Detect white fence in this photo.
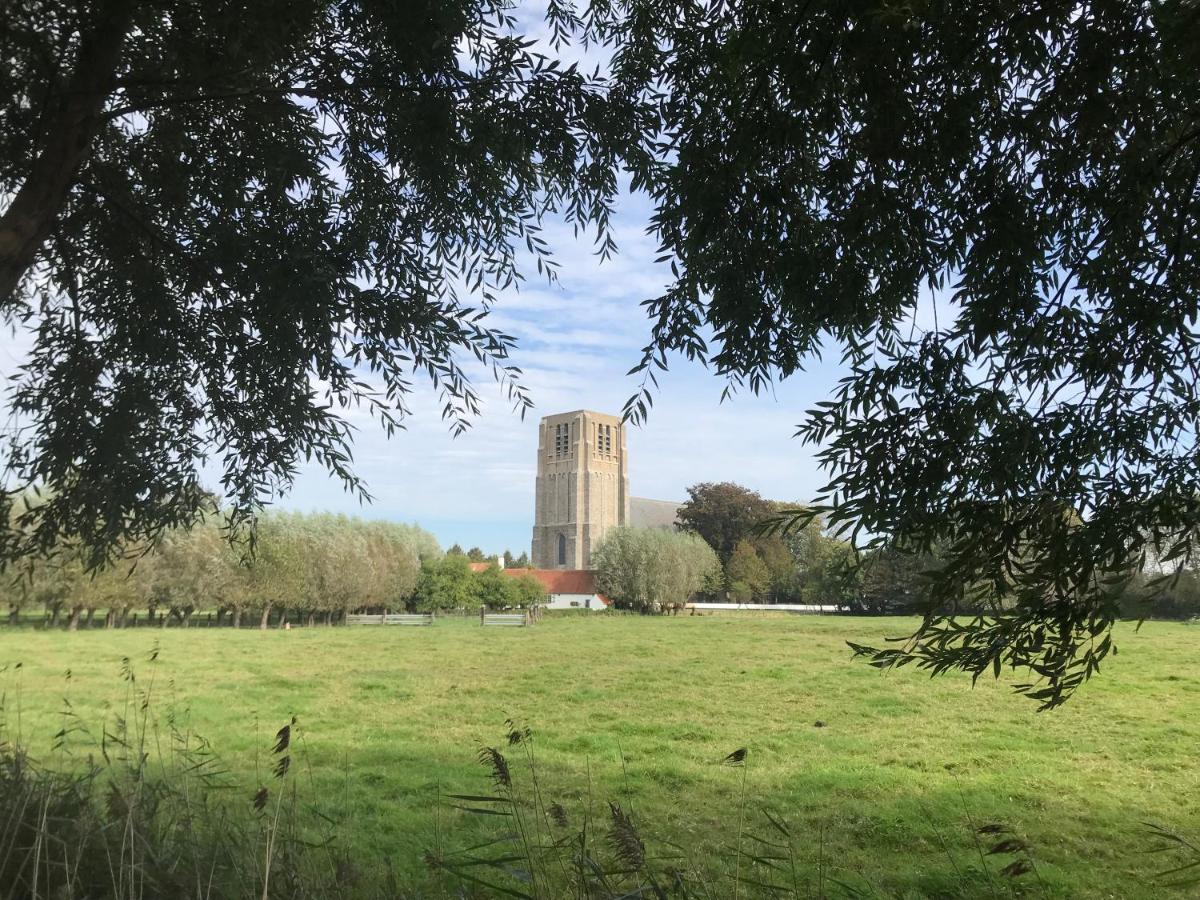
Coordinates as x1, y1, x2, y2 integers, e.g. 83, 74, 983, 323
686, 603, 838, 614
346, 613, 434, 626
481, 612, 532, 627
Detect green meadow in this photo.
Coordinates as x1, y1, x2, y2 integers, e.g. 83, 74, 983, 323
2, 615, 1198, 898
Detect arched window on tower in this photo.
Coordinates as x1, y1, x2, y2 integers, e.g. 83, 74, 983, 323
557, 533, 567, 567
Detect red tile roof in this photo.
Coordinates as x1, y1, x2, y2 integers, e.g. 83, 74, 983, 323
468, 562, 492, 573
503, 568, 610, 605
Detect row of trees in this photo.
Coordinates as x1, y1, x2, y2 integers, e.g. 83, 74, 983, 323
852, 547, 1200, 621
2, 510, 443, 629
640, 481, 1200, 619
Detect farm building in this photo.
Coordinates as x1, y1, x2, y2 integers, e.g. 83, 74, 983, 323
504, 568, 610, 610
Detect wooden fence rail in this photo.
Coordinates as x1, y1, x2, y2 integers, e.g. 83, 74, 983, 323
345, 613, 435, 626
480, 607, 533, 627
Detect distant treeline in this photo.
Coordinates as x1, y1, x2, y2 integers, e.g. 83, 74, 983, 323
1, 511, 444, 628
7, 484, 1195, 628
657, 482, 1200, 619
849, 548, 1200, 620
0, 509, 547, 629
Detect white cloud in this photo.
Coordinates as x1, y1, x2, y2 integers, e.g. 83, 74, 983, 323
269, 172, 844, 554
0, 4, 847, 555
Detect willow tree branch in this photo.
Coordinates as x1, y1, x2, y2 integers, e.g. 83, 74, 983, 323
0, 0, 134, 305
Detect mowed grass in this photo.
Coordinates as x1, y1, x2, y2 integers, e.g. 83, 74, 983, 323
2, 615, 1198, 897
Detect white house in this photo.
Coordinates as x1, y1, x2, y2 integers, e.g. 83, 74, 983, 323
503, 568, 611, 610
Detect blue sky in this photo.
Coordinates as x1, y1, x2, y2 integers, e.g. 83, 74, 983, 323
0, 5, 853, 557
259, 3, 851, 555
275, 183, 847, 555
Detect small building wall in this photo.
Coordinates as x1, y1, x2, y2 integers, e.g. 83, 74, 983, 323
543, 592, 608, 610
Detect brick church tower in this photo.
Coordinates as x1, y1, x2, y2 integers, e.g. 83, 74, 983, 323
531, 410, 629, 569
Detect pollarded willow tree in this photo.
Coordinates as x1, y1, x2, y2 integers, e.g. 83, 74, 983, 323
597, 1, 1200, 705
593, 527, 721, 612
0, 0, 643, 567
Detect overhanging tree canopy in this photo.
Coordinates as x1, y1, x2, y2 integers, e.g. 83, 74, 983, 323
0, 0, 641, 564
5, 1, 1198, 705
605, 0, 1200, 705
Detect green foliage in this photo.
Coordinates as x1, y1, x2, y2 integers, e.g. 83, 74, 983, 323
413, 552, 477, 612
138, 518, 239, 619
757, 534, 799, 597
4, 508, 439, 626
4, 618, 1198, 896
603, 3, 1200, 705
593, 526, 721, 612
1122, 569, 1200, 621
678, 482, 854, 603
0, 0, 635, 567
726, 539, 769, 602
508, 571, 548, 608
413, 558, 547, 612
471, 562, 516, 609
783, 516, 860, 608
856, 548, 939, 616
676, 482, 775, 564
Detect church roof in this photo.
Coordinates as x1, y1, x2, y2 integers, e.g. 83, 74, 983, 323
630, 496, 681, 530
503, 568, 611, 604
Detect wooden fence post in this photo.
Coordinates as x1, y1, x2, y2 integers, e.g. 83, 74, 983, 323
480, 605, 486, 626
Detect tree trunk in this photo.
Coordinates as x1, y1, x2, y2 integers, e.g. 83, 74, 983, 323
8, 606, 18, 626
117, 607, 128, 628
50, 605, 61, 626
67, 606, 82, 631
232, 607, 242, 628
260, 604, 271, 630
0, 0, 134, 301
85, 607, 96, 627
105, 609, 114, 628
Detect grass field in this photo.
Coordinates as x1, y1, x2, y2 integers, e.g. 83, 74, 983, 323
1, 614, 1198, 897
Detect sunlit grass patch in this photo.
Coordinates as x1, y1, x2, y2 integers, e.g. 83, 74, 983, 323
0, 615, 1197, 897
